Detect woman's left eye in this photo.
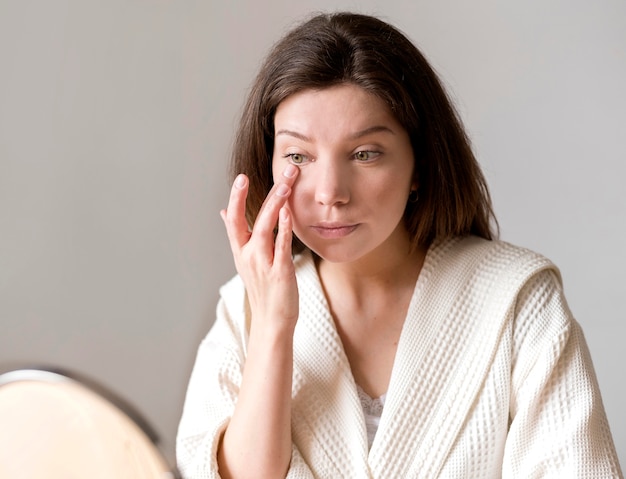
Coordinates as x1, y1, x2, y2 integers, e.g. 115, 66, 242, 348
353, 150, 380, 161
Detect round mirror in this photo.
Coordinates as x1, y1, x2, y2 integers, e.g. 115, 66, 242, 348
0, 368, 179, 479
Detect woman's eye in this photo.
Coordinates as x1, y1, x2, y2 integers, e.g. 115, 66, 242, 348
285, 153, 308, 164
353, 150, 380, 161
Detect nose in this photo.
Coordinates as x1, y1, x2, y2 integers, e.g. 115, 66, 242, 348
313, 158, 350, 206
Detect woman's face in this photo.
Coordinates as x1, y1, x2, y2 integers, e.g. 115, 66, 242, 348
271, 84, 416, 264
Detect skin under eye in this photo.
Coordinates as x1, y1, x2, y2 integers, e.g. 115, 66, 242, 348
353, 150, 381, 162
284, 153, 310, 165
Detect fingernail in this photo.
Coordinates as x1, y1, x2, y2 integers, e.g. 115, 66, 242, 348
235, 175, 246, 189
283, 164, 298, 178
276, 184, 289, 196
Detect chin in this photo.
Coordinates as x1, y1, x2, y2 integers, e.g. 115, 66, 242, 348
302, 241, 367, 264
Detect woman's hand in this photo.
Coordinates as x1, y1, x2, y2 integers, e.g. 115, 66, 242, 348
221, 163, 300, 333
217, 164, 301, 479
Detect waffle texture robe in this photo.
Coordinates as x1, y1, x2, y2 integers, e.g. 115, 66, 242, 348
177, 236, 622, 478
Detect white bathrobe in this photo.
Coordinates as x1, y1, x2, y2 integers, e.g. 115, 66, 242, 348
177, 236, 622, 478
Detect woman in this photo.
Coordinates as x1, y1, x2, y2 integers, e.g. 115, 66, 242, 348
177, 12, 622, 478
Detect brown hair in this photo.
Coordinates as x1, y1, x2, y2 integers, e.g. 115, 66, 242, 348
231, 12, 498, 252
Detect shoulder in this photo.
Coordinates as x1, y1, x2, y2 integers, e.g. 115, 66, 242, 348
439, 235, 554, 267
219, 272, 246, 305
423, 236, 565, 323
435, 235, 561, 286
438, 238, 576, 370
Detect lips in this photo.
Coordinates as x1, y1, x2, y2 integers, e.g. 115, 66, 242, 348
310, 222, 359, 239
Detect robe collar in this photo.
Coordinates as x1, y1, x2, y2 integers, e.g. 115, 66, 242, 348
290, 237, 554, 478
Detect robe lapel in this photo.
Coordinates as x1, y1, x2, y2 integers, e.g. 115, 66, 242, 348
369, 237, 555, 478
290, 252, 371, 477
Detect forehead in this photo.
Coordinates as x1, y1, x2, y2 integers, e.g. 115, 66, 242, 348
274, 84, 403, 138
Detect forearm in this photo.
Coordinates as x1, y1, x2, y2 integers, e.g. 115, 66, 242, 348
217, 322, 294, 479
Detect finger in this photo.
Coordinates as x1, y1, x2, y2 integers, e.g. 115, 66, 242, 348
223, 174, 252, 250
274, 206, 294, 268
256, 164, 299, 220
251, 182, 291, 250
252, 165, 299, 240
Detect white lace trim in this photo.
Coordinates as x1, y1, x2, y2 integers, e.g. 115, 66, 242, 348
356, 384, 386, 449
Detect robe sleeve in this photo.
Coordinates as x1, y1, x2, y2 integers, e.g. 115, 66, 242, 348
503, 269, 623, 478
176, 291, 315, 479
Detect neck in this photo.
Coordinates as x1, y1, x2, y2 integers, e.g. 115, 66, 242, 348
316, 239, 428, 304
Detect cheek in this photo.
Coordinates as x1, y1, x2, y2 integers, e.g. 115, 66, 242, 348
285, 178, 311, 226
270, 161, 280, 184
286, 179, 303, 211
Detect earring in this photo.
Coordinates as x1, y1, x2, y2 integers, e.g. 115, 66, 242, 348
408, 189, 419, 203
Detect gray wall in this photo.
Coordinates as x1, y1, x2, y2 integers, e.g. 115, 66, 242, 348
1, 0, 624, 467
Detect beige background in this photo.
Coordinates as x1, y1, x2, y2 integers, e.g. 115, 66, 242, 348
1, 0, 624, 467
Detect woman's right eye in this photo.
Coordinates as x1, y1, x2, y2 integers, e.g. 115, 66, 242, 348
284, 153, 309, 164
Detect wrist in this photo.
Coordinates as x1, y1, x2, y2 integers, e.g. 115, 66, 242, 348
248, 319, 296, 351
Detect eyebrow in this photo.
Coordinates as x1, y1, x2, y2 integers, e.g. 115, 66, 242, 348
275, 129, 312, 142
275, 125, 395, 142
349, 125, 395, 140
